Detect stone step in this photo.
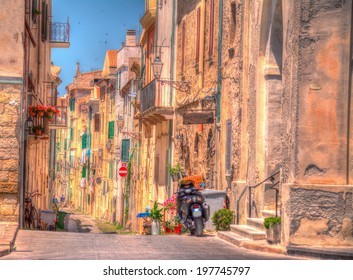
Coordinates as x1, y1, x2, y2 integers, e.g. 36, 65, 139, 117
262, 210, 276, 218
230, 224, 266, 240
247, 217, 265, 231
217, 231, 286, 255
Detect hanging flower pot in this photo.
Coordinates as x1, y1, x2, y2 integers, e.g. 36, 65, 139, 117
29, 106, 37, 117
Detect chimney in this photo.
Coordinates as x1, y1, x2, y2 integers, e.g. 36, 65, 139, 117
76, 62, 80, 76
126, 30, 137, 47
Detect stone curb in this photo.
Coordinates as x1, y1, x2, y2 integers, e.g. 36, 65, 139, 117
0, 224, 19, 258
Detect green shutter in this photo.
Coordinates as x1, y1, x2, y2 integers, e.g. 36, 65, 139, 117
108, 121, 114, 139
121, 139, 130, 162
82, 166, 86, 178
70, 98, 75, 111
82, 134, 87, 149
70, 128, 73, 140
64, 139, 67, 150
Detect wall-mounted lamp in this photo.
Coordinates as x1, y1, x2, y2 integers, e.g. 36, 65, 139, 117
151, 49, 190, 92
26, 116, 34, 132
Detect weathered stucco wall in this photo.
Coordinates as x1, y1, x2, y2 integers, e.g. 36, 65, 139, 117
0, 0, 24, 78
283, 184, 353, 246
296, 0, 352, 185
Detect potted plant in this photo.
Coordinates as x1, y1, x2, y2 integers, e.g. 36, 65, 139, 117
163, 221, 174, 234
45, 106, 59, 119
150, 201, 164, 235
173, 216, 182, 235
168, 163, 184, 182
211, 208, 234, 231
264, 216, 281, 244
35, 104, 45, 117
32, 125, 44, 136
29, 105, 37, 117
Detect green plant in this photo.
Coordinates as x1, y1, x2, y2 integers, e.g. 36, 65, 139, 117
168, 163, 184, 176
150, 201, 164, 222
211, 208, 234, 231
164, 221, 174, 230
32, 125, 44, 132
264, 216, 281, 229
173, 215, 181, 225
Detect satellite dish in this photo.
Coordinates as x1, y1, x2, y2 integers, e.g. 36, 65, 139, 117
96, 177, 102, 185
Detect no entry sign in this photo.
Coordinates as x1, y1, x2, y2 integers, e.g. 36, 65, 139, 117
119, 166, 128, 177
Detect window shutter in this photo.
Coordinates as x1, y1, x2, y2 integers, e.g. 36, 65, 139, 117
181, 21, 186, 73
109, 162, 113, 179
226, 120, 232, 172
64, 139, 67, 151
41, 2, 48, 41
108, 121, 114, 139
94, 114, 100, 132
70, 98, 75, 111
82, 166, 87, 178
70, 128, 73, 140
82, 134, 87, 149
209, 0, 215, 57
121, 139, 130, 162
196, 7, 201, 62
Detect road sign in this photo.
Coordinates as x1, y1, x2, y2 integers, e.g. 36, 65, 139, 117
121, 162, 127, 167
119, 166, 128, 177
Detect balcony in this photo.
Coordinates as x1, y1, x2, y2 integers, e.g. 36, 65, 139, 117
140, 1, 156, 30
139, 80, 173, 125
50, 19, 70, 48
49, 106, 68, 129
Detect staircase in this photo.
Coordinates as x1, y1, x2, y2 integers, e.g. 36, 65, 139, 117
217, 210, 285, 255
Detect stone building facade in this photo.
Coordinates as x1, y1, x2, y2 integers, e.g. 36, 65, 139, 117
219, 0, 353, 247
0, 0, 69, 224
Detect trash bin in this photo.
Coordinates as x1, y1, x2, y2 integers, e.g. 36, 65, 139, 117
40, 210, 56, 230
57, 211, 67, 229
201, 189, 228, 230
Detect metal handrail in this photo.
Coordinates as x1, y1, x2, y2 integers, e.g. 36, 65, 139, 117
248, 170, 280, 219
236, 169, 280, 224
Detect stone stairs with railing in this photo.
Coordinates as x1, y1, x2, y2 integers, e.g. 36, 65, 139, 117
217, 210, 286, 255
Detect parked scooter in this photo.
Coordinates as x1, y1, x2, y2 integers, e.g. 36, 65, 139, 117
176, 180, 210, 236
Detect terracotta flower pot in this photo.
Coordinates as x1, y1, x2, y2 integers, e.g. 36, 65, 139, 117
174, 224, 182, 235
35, 130, 42, 136
37, 111, 44, 117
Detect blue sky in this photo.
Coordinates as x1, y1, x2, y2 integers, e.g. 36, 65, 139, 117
52, 0, 144, 95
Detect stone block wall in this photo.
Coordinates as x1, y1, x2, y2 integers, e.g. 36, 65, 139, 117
0, 84, 21, 222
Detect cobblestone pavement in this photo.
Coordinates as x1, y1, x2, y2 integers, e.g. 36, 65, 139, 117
1, 213, 302, 260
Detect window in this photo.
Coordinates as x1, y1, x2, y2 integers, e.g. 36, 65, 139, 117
109, 162, 113, 179
31, 0, 38, 23
121, 139, 130, 162
108, 121, 114, 139
70, 128, 74, 140
209, 0, 215, 57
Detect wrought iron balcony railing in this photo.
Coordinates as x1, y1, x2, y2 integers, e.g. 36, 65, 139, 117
49, 106, 68, 128
140, 79, 156, 113
50, 19, 70, 46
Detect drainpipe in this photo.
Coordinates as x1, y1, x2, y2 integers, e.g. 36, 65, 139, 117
167, 0, 177, 199
215, 0, 224, 189
199, 0, 206, 88
18, 32, 26, 229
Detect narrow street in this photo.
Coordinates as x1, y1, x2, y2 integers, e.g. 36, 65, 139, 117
1, 212, 300, 260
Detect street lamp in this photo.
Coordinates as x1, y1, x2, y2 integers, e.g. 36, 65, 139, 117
151, 54, 190, 92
